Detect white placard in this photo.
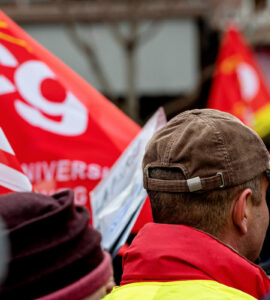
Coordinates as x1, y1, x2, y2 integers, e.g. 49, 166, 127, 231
91, 108, 166, 253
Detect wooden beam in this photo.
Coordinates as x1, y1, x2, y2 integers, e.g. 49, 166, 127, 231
0, 1, 210, 24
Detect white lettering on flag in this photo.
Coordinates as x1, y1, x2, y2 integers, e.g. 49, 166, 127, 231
14, 60, 88, 136
21, 160, 109, 183
0, 41, 89, 137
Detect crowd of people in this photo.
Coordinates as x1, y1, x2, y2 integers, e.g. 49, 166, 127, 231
0, 108, 270, 299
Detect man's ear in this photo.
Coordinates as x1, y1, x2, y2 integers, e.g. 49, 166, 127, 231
232, 188, 253, 235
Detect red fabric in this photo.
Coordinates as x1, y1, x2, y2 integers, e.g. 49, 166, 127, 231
0, 11, 157, 230
208, 25, 270, 129
121, 223, 270, 300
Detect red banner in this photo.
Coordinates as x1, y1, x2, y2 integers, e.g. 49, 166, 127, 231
208, 25, 270, 138
0, 11, 140, 219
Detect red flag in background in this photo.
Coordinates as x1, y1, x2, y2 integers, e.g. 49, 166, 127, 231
0, 10, 142, 221
208, 25, 270, 138
0, 127, 32, 195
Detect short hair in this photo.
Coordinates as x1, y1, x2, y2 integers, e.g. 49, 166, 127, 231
147, 168, 263, 238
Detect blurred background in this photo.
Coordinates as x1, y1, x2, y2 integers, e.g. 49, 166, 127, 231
2, 0, 269, 125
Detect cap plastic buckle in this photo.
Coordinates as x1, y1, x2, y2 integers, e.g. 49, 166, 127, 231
217, 172, 225, 188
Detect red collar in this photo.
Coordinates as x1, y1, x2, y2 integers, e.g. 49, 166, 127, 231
121, 224, 270, 299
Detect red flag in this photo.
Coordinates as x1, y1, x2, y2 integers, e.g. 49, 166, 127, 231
0, 127, 32, 194
0, 10, 141, 219
208, 25, 270, 138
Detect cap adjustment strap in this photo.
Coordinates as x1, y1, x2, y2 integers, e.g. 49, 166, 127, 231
144, 168, 225, 193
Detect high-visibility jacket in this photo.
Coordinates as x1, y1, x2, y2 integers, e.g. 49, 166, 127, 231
104, 280, 256, 299
104, 224, 270, 300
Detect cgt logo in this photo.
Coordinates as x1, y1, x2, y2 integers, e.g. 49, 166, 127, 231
0, 43, 88, 136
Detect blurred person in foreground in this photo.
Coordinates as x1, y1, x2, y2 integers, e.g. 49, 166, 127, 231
105, 109, 270, 300
0, 190, 114, 300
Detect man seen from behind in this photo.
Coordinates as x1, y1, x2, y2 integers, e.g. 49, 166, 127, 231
104, 109, 270, 300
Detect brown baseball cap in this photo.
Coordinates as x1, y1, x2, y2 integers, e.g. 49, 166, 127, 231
143, 109, 270, 193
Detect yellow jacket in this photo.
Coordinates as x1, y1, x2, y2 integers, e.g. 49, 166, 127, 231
104, 280, 256, 299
